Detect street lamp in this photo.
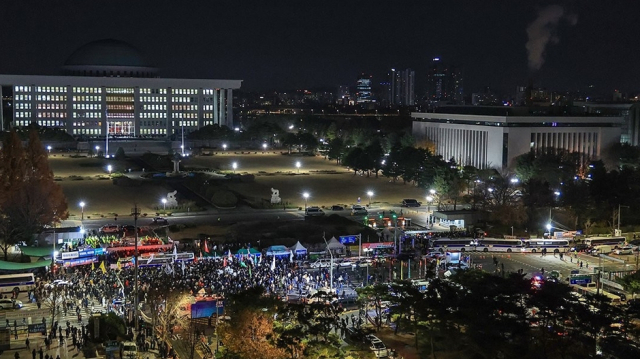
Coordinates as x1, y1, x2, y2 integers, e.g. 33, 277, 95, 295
232, 162, 237, 173
367, 191, 373, 206
303, 192, 309, 210
223, 143, 227, 151
95, 146, 99, 157
162, 198, 167, 210
426, 195, 434, 224
107, 165, 112, 174
296, 161, 301, 173
79, 201, 85, 221
510, 178, 519, 184
262, 143, 267, 152
47, 145, 52, 154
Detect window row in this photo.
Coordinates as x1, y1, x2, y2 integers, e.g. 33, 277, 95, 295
140, 96, 167, 103
140, 113, 166, 119
37, 112, 66, 118
73, 104, 102, 110
73, 87, 102, 94
37, 120, 64, 127
171, 113, 198, 119
171, 105, 198, 111
107, 113, 135, 119
72, 121, 101, 127
36, 95, 67, 102
174, 121, 198, 127
142, 104, 167, 111
107, 105, 134, 110
36, 86, 66, 93
37, 104, 66, 110
140, 128, 167, 135
106, 96, 134, 102
106, 88, 134, 94
72, 112, 102, 118
15, 111, 31, 118
73, 128, 102, 135
15, 120, 31, 126
14, 86, 32, 92
72, 96, 101, 102
140, 88, 167, 94
173, 97, 197, 103
15, 95, 31, 101
15, 103, 31, 110
172, 89, 197, 95
140, 121, 166, 127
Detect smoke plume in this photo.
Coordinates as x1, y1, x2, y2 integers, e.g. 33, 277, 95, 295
525, 5, 577, 71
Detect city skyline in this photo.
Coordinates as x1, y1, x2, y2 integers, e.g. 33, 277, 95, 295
0, 1, 638, 95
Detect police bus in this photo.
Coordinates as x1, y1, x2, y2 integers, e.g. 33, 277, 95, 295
522, 239, 571, 253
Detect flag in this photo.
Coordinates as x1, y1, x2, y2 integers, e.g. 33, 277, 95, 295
204, 240, 210, 253
270, 255, 276, 272
240, 261, 247, 268
289, 250, 294, 262
99, 261, 107, 274
147, 254, 154, 264
227, 249, 232, 260
173, 245, 178, 259
249, 265, 252, 278
223, 257, 227, 267
117, 261, 122, 271
258, 254, 262, 265
181, 260, 185, 275
91, 262, 95, 271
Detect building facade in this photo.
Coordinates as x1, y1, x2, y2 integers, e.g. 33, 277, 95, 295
389, 68, 415, 106
412, 111, 623, 170
425, 58, 463, 105
0, 39, 242, 138
356, 74, 373, 104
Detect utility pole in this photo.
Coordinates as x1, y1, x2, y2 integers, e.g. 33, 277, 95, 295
131, 205, 141, 332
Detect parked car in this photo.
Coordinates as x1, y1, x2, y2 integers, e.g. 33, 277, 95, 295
338, 258, 357, 268
401, 199, 421, 207
330, 205, 345, 211
152, 217, 168, 225
351, 205, 368, 215
309, 259, 336, 268
0, 299, 22, 310
615, 246, 634, 255
100, 224, 119, 233
305, 206, 325, 217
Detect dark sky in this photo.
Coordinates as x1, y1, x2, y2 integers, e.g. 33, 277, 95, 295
1, 1, 638, 95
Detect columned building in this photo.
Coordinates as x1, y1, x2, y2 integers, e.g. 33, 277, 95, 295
412, 111, 623, 170
0, 39, 241, 138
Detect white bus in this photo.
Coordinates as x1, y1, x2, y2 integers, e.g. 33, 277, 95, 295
0, 273, 36, 294
522, 239, 571, 253
583, 237, 625, 249
476, 238, 524, 253
432, 239, 477, 253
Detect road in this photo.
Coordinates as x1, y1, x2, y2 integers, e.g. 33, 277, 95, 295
467, 251, 639, 280
79, 204, 437, 233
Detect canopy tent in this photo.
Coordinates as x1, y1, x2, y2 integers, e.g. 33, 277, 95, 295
325, 237, 346, 254
266, 245, 291, 257
290, 241, 307, 254
0, 259, 51, 271
235, 248, 261, 256
20, 246, 58, 258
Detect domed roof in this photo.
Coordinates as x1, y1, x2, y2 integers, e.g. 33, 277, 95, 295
65, 39, 149, 68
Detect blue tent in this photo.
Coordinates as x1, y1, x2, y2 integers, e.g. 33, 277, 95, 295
266, 245, 290, 257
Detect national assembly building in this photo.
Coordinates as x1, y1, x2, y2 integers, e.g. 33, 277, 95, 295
0, 39, 242, 139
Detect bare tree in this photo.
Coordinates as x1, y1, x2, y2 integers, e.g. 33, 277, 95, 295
42, 286, 64, 332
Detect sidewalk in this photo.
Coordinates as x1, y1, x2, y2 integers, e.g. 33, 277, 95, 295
0, 336, 85, 359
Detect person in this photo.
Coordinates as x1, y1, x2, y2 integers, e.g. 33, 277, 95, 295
26, 337, 30, 349
32, 349, 36, 359
14, 351, 19, 359
38, 348, 43, 359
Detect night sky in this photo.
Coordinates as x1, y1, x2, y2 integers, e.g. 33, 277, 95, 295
1, 1, 638, 94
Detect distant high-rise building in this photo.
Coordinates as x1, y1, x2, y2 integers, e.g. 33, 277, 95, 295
356, 73, 374, 104
389, 68, 415, 106
425, 58, 463, 105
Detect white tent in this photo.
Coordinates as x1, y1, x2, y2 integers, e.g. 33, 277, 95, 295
290, 241, 307, 254
325, 236, 346, 254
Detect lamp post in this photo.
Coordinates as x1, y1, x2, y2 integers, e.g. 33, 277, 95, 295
162, 198, 167, 210
107, 165, 112, 174
322, 235, 334, 294
222, 144, 227, 151
296, 161, 301, 173
262, 143, 267, 153
232, 162, 237, 173
95, 146, 99, 157
79, 201, 85, 221
367, 191, 373, 207
303, 192, 309, 210
47, 145, 52, 154
426, 195, 434, 224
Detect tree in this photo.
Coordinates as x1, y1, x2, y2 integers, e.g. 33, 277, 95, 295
342, 147, 370, 176
364, 139, 384, 177
114, 147, 126, 160
327, 138, 344, 164
617, 271, 640, 299
356, 284, 389, 331
399, 132, 415, 148
281, 133, 298, 154
0, 130, 68, 259
297, 132, 319, 152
